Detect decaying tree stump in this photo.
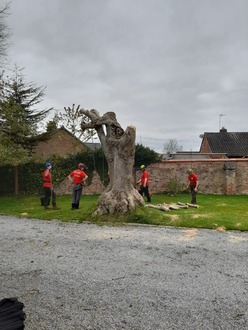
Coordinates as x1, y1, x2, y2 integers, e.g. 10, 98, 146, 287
80, 109, 145, 215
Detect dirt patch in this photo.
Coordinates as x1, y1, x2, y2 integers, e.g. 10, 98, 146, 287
191, 214, 210, 219
167, 214, 180, 221
178, 228, 198, 240
216, 226, 226, 232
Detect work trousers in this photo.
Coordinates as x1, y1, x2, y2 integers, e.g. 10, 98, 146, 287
72, 184, 83, 205
139, 185, 151, 202
44, 187, 57, 208
190, 186, 197, 204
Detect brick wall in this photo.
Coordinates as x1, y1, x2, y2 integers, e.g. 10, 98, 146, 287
199, 136, 211, 153
55, 159, 248, 196
146, 159, 248, 195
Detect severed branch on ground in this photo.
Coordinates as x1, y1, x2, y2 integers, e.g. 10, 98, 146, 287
146, 202, 199, 212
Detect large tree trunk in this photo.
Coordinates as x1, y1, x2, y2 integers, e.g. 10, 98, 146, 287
80, 109, 145, 215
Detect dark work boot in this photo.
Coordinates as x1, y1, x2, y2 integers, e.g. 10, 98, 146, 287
75, 203, 79, 209
191, 196, 196, 204
52, 200, 60, 210
71, 203, 76, 210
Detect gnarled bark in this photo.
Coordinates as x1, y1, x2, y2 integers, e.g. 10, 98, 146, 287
80, 109, 145, 215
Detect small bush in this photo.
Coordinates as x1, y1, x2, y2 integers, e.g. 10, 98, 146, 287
166, 177, 183, 196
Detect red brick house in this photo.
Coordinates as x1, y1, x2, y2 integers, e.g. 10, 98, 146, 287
32, 126, 87, 160
200, 127, 248, 158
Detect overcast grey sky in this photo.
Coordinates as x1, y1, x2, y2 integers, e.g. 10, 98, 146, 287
6, 0, 248, 152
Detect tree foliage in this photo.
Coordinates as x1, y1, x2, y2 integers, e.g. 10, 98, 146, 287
46, 117, 58, 134
134, 144, 161, 167
1, 66, 49, 127
0, 67, 50, 157
0, 135, 30, 166
0, 101, 31, 165
0, 67, 51, 193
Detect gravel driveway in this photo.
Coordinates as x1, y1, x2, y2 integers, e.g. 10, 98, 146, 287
0, 215, 247, 330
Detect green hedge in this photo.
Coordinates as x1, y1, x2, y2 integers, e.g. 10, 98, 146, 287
0, 149, 108, 195
0, 144, 161, 195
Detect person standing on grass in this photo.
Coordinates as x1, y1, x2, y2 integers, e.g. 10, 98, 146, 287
186, 168, 199, 204
137, 165, 151, 203
42, 162, 60, 210
68, 163, 88, 210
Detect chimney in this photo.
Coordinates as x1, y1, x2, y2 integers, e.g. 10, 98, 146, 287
220, 127, 227, 133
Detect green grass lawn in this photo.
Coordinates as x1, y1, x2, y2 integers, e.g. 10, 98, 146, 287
0, 193, 247, 231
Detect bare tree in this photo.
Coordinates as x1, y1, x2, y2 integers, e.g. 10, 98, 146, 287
163, 139, 183, 158
80, 109, 145, 215
58, 104, 96, 141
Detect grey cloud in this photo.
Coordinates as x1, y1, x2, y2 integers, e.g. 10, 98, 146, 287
6, 0, 248, 152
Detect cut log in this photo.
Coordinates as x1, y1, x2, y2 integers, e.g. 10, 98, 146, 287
147, 204, 170, 211
177, 204, 189, 209
186, 203, 200, 208
168, 204, 180, 210
146, 202, 199, 212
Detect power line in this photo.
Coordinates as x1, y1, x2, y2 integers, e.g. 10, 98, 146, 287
139, 135, 197, 143
138, 135, 201, 153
